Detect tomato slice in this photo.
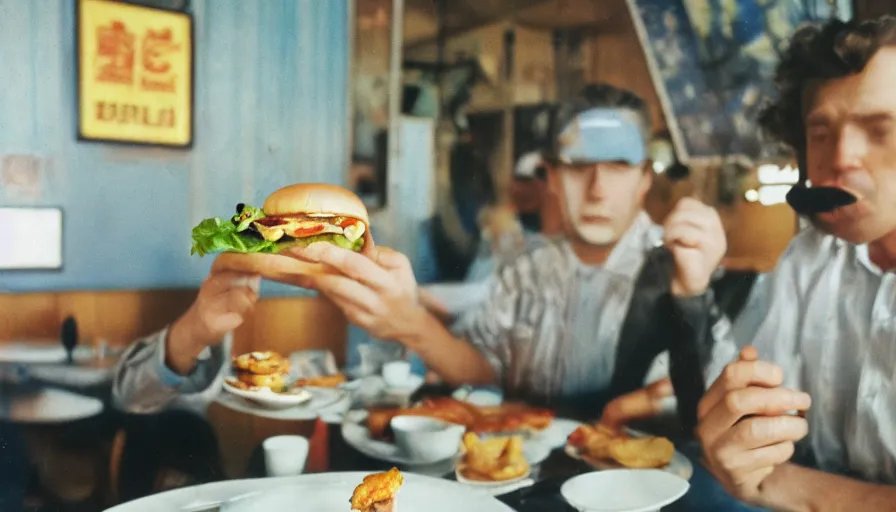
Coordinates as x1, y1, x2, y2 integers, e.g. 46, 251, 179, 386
289, 224, 327, 237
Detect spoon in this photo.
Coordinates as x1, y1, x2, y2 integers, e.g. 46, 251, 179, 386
786, 185, 857, 215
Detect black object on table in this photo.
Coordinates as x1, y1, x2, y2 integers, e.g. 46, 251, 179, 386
60, 316, 78, 365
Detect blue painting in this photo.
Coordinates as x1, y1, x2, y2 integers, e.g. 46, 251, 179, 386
626, 0, 851, 164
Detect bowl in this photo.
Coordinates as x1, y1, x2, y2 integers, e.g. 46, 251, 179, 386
390, 415, 465, 464
560, 469, 689, 512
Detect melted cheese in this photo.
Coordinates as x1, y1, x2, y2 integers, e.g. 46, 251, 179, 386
253, 223, 285, 242
343, 221, 366, 242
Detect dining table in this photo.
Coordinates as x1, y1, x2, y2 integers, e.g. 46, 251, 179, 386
217, 383, 702, 512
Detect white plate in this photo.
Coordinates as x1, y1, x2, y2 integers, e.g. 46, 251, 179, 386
216, 387, 346, 420
219, 472, 514, 512
561, 469, 689, 512
341, 410, 553, 467
564, 428, 693, 481
103, 472, 513, 512
222, 380, 312, 409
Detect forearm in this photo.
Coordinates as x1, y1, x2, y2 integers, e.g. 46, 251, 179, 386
166, 308, 216, 375
601, 378, 672, 428
416, 288, 452, 323
398, 311, 497, 387
112, 328, 229, 414
759, 463, 896, 512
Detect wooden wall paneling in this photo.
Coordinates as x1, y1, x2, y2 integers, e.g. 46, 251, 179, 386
0, 292, 348, 362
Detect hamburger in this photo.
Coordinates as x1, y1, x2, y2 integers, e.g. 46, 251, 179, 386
190, 183, 369, 257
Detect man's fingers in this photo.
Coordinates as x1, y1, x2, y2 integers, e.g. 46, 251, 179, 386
739, 346, 759, 362
287, 243, 394, 291
311, 274, 384, 315
204, 271, 261, 295
208, 287, 258, 327
715, 441, 795, 477
372, 246, 411, 271
698, 388, 811, 445
664, 223, 704, 249
698, 359, 786, 419
360, 228, 378, 257
724, 415, 809, 451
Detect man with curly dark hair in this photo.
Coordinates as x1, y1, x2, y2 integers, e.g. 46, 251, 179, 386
697, 15, 896, 510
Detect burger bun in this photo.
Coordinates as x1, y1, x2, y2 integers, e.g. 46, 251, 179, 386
262, 183, 369, 224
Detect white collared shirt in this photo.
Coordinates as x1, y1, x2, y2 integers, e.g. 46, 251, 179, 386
726, 225, 896, 483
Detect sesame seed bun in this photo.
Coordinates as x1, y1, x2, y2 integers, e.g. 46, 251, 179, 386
262, 183, 369, 224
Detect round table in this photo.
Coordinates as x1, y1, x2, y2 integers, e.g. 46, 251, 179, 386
0, 386, 103, 424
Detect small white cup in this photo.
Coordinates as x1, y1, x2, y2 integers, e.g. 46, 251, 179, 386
262, 435, 309, 477
382, 360, 411, 388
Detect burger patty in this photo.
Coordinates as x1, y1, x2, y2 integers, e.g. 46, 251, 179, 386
245, 214, 366, 243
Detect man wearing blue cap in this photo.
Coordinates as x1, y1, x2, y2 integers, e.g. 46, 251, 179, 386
290, 83, 732, 425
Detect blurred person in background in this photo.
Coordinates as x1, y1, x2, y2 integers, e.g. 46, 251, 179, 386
288, 83, 733, 429
696, 16, 896, 510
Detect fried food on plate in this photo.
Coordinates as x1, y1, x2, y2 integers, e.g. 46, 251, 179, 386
226, 351, 291, 392
232, 351, 290, 375
365, 398, 555, 441
293, 373, 347, 388
471, 404, 555, 434
607, 436, 675, 469
458, 432, 529, 482
350, 467, 403, 512
365, 398, 480, 441
567, 424, 675, 469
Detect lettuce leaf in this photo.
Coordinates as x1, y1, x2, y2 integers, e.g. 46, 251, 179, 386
190, 210, 365, 257
190, 217, 279, 256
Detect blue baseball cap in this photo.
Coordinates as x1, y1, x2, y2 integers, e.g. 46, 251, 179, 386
554, 108, 648, 166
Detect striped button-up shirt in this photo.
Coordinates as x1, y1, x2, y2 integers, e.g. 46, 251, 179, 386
111, 328, 229, 416
723, 225, 896, 484
456, 211, 732, 405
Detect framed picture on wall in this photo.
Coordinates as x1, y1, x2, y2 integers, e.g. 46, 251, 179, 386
626, 0, 852, 165
76, 0, 194, 148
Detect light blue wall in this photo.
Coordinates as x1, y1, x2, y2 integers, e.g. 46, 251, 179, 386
0, 0, 350, 295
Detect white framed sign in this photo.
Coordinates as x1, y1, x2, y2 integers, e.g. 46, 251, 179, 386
0, 207, 64, 270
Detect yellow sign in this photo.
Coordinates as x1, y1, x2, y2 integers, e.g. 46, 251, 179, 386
77, 0, 193, 147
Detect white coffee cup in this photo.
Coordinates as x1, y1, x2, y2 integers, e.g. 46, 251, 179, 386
382, 360, 411, 388
263, 435, 309, 477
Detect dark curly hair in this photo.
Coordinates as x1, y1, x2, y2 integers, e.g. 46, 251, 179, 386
542, 83, 652, 164
759, 16, 896, 170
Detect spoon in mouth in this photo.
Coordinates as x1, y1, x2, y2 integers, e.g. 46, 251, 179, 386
786, 185, 858, 215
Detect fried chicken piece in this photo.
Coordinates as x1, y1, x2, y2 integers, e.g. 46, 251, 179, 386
293, 373, 347, 388
366, 398, 480, 440
350, 467, 403, 512
607, 436, 675, 469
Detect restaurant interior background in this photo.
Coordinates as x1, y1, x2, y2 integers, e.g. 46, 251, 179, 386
1, 0, 893, 509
